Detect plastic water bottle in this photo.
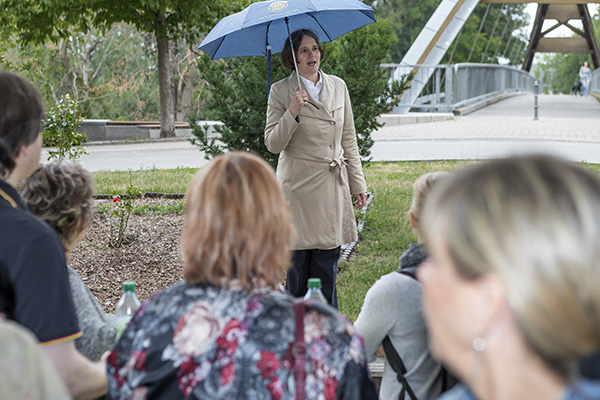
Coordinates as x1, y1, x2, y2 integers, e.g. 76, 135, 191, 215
304, 278, 327, 303
115, 281, 141, 339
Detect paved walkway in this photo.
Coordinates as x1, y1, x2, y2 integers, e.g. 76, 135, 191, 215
42, 94, 600, 171
372, 94, 600, 163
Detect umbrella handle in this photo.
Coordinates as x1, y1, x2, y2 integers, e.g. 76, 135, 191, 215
285, 17, 302, 89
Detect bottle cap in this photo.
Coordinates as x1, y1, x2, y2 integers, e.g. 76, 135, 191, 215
307, 278, 322, 289
123, 281, 136, 291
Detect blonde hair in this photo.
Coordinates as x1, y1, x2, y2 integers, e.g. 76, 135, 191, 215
20, 161, 95, 250
409, 171, 452, 223
422, 154, 600, 377
182, 152, 294, 290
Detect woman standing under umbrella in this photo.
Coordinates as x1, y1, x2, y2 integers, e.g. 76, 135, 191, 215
265, 29, 367, 309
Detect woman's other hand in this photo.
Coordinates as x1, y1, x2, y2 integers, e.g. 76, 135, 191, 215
355, 192, 367, 210
290, 86, 308, 118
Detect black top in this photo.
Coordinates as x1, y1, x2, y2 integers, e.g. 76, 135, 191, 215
0, 179, 81, 345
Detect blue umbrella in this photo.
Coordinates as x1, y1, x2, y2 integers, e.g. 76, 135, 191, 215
199, 0, 376, 93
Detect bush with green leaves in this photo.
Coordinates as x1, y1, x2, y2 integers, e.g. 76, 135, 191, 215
190, 18, 410, 165
109, 183, 142, 248
43, 94, 88, 161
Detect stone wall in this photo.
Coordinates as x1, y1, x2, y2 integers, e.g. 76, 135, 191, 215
79, 120, 223, 142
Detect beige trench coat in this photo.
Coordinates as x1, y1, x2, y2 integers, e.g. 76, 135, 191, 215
265, 71, 367, 250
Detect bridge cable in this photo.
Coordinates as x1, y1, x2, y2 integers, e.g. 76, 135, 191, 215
446, 27, 464, 66
467, 3, 491, 63
501, 19, 517, 59
512, 40, 527, 65
480, 4, 506, 63
491, 6, 515, 62
508, 35, 523, 64
441, 26, 465, 92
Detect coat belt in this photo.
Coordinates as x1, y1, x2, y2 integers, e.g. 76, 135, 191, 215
284, 148, 348, 185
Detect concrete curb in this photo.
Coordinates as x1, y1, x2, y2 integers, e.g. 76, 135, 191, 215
453, 92, 527, 116
82, 136, 190, 147
378, 112, 454, 127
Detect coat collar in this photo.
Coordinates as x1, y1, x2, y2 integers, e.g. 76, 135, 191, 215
287, 71, 340, 120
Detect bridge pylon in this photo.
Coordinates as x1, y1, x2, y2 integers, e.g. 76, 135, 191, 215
513, 1, 600, 70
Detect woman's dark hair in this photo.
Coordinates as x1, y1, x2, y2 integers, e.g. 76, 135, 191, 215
280, 29, 325, 70
0, 72, 44, 178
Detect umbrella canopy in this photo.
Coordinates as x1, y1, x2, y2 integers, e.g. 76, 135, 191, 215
199, 0, 376, 60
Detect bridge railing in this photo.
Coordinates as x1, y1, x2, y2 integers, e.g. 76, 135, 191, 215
591, 68, 600, 94
381, 63, 536, 113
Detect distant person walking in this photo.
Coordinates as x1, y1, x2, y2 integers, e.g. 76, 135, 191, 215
579, 60, 592, 96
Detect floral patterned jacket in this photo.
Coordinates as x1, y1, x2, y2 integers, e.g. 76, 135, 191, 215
107, 281, 377, 400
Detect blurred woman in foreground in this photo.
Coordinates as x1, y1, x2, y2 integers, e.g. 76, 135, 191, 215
418, 154, 600, 399
107, 152, 377, 399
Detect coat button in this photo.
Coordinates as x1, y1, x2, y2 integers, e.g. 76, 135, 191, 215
329, 144, 334, 150
329, 120, 335, 125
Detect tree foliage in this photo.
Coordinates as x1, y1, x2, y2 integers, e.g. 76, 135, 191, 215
43, 94, 88, 161
368, 0, 530, 65
1, 0, 247, 137
189, 54, 288, 167
190, 19, 409, 166
3, 24, 161, 120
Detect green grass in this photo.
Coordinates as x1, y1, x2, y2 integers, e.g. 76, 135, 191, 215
337, 160, 476, 321
96, 201, 184, 215
90, 160, 600, 321
93, 166, 198, 195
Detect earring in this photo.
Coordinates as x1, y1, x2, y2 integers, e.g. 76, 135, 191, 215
472, 337, 486, 352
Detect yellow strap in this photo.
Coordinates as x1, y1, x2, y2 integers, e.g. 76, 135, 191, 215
0, 187, 17, 208
39, 331, 83, 347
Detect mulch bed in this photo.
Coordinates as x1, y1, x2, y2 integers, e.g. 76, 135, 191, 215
70, 198, 185, 313
70, 196, 368, 313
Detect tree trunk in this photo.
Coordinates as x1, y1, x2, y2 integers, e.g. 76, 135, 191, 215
157, 33, 175, 138
176, 46, 198, 122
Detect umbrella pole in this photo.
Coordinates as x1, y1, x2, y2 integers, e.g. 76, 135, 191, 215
267, 45, 272, 98
285, 17, 302, 89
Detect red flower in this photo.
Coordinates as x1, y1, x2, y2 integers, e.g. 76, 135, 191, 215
177, 358, 201, 397
217, 319, 242, 355
256, 351, 280, 379
179, 357, 199, 374
324, 376, 339, 400
220, 363, 235, 386
132, 350, 147, 371
267, 379, 283, 400
108, 351, 118, 368
112, 195, 120, 203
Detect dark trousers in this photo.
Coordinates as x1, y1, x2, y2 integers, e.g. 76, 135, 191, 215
286, 247, 341, 309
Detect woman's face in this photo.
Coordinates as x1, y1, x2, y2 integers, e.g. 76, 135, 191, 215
584, 61, 589, 68
296, 35, 320, 79
417, 233, 485, 375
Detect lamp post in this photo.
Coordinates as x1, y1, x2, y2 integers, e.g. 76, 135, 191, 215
533, 80, 539, 121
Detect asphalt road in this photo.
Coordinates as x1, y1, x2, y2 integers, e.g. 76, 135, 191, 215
41, 94, 600, 171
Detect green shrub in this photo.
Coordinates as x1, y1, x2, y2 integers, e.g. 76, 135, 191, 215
43, 94, 88, 161
108, 183, 142, 248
